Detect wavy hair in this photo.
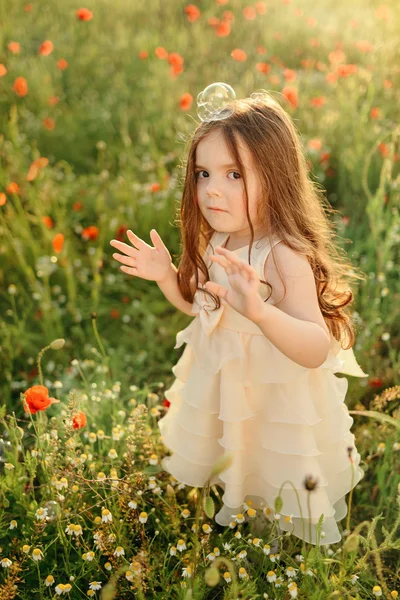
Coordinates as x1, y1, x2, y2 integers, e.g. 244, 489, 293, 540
175, 91, 366, 350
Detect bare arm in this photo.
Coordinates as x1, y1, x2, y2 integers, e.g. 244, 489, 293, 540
157, 263, 196, 317
253, 304, 330, 368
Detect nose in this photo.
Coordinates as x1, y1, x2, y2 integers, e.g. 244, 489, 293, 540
206, 186, 221, 198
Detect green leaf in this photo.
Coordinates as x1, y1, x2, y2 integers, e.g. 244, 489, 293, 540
348, 409, 400, 429
203, 495, 215, 519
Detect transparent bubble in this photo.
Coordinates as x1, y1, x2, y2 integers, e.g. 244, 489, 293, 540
197, 82, 236, 122
44, 500, 61, 522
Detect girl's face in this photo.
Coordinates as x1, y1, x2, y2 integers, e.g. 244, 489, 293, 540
195, 130, 266, 243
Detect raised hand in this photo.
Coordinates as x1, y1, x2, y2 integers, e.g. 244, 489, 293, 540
109, 229, 172, 283
204, 246, 265, 323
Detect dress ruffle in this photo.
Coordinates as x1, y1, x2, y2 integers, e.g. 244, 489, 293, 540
159, 233, 368, 546
159, 317, 367, 546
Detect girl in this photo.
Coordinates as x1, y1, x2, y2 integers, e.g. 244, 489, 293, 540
110, 83, 368, 546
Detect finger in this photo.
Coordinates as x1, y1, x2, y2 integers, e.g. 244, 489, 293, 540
112, 253, 136, 267
204, 280, 229, 300
120, 265, 138, 274
210, 254, 239, 274
109, 239, 138, 257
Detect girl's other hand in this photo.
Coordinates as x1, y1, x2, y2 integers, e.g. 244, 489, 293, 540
109, 229, 172, 283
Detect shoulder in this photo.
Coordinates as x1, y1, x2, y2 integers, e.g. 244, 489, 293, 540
264, 241, 330, 339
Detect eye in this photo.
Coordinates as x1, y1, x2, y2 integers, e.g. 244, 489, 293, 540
195, 170, 241, 180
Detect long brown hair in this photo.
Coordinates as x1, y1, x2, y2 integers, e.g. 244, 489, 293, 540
175, 91, 366, 350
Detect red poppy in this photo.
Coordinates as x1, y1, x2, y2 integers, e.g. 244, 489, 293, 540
0, 193, 6, 206
42, 216, 54, 228
6, 182, 19, 194
52, 233, 64, 253
180, 93, 192, 111
38, 40, 54, 56
23, 385, 60, 414
184, 5, 200, 22
0, 64, 7, 77
282, 86, 298, 109
76, 8, 93, 21
13, 76, 28, 97
231, 49, 247, 62
57, 58, 68, 70
8, 42, 21, 54
72, 411, 87, 429
82, 225, 99, 240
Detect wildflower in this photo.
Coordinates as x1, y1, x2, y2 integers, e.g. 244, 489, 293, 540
9, 520, 17, 529
108, 448, 118, 459
1, 558, 12, 568
223, 572, 232, 582
139, 512, 148, 524
228, 520, 236, 529
88, 432, 97, 443
237, 550, 247, 560
266, 570, 277, 582
82, 551, 95, 561
202, 523, 212, 534
128, 500, 137, 509
149, 454, 158, 465
223, 542, 231, 551
232, 513, 245, 524
104, 562, 112, 571
263, 544, 271, 555
76, 8, 93, 21
111, 426, 123, 441
89, 582, 102, 591
234, 531, 242, 539
23, 385, 60, 414
101, 508, 112, 523
38, 40, 53, 56
45, 575, 55, 586
125, 571, 134, 581
72, 411, 87, 430
56, 477, 68, 490
87, 592, 95, 598
114, 546, 125, 557
170, 546, 177, 556
65, 524, 83, 537
176, 540, 187, 552
247, 508, 256, 518
32, 548, 44, 561
373, 587, 383, 597
288, 581, 298, 598
13, 76, 28, 97
206, 552, 216, 561
182, 565, 192, 578
97, 472, 106, 481
130, 561, 142, 573
286, 566, 298, 578
97, 429, 105, 440
181, 508, 190, 519
238, 567, 248, 580
252, 538, 261, 547
55, 583, 72, 594
22, 545, 30, 553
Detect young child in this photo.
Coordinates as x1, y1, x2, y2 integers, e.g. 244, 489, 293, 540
110, 83, 368, 546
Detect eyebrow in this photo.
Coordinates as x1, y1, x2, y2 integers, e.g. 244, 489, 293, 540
194, 162, 239, 169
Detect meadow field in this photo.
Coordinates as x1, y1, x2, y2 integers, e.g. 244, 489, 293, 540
0, 0, 400, 598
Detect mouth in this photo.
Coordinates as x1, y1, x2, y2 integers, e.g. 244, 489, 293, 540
208, 208, 226, 212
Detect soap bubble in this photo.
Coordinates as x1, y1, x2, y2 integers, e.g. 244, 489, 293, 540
44, 500, 61, 522
197, 82, 236, 122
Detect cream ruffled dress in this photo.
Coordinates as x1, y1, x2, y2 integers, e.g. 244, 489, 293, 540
158, 231, 368, 546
